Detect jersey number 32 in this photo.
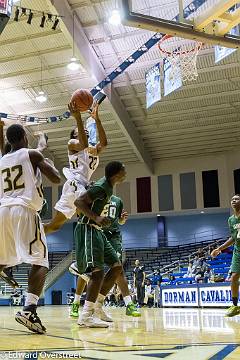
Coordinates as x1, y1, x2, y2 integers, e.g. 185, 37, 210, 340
2, 165, 25, 193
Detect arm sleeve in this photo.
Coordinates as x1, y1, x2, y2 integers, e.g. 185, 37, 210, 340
87, 186, 106, 202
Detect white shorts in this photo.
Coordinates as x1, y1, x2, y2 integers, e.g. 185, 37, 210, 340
54, 179, 86, 219
0, 206, 49, 268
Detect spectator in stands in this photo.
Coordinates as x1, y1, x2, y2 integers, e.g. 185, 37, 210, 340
183, 262, 194, 278
133, 260, 145, 307
208, 245, 215, 257
194, 259, 210, 283
192, 256, 200, 271
197, 248, 205, 259
144, 280, 154, 307
152, 269, 162, 285
154, 281, 161, 308
203, 268, 212, 283
168, 274, 176, 285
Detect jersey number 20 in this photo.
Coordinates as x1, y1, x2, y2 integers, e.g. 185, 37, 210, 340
2, 165, 25, 193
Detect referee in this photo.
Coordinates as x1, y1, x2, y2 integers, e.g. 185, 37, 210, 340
133, 259, 145, 306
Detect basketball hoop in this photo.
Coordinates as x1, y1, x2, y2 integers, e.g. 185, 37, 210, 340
158, 35, 203, 82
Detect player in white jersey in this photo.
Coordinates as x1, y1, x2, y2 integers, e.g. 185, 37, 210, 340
44, 101, 107, 234
0, 119, 48, 287
0, 124, 61, 334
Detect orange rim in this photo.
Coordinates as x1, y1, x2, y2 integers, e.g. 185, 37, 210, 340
158, 34, 202, 56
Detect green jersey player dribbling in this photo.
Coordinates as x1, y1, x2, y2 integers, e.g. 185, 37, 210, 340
211, 194, 240, 317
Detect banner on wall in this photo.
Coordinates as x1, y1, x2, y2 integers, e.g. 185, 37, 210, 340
161, 284, 240, 308
163, 59, 182, 96
145, 63, 161, 109
162, 287, 198, 307
199, 285, 234, 307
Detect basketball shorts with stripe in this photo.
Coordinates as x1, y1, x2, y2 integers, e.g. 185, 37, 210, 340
75, 223, 120, 274
54, 179, 86, 219
230, 249, 240, 274
0, 205, 49, 268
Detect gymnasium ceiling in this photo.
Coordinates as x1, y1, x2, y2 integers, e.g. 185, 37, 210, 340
1, 0, 240, 174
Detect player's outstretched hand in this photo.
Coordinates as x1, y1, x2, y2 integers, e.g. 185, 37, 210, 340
95, 216, 111, 227
68, 101, 78, 114
211, 248, 221, 258
0, 119, 5, 127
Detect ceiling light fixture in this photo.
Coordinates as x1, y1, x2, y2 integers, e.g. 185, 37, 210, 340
36, 59, 48, 103
109, 9, 121, 25
67, 57, 81, 71
36, 90, 47, 103
67, 12, 81, 71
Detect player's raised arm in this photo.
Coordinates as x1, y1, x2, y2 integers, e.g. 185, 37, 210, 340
91, 102, 107, 154
67, 102, 88, 153
35, 132, 48, 153
29, 150, 61, 184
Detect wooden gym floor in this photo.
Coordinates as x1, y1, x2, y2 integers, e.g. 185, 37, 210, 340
0, 306, 240, 359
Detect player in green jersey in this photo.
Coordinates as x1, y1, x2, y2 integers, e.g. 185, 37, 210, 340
69, 195, 140, 319
73, 161, 127, 328
211, 194, 240, 317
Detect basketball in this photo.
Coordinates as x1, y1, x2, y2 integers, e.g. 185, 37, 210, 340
71, 89, 93, 111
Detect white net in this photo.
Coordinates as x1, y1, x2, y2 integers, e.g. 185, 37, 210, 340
158, 36, 202, 82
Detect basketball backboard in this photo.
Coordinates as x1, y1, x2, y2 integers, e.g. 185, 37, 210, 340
123, 0, 240, 48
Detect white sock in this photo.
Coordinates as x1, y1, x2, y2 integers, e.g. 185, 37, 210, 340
124, 295, 132, 306
82, 300, 95, 313
74, 294, 81, 303
24, 293, 39, 307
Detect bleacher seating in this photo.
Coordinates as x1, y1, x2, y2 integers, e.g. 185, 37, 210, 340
125, 239, 233, 286
125, 239, 221, 275
0, 251, 69, 295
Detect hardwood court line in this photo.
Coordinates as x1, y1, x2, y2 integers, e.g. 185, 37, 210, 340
2, 325, 240, 350
0, 326, 118, 347
208, 344, 239, 360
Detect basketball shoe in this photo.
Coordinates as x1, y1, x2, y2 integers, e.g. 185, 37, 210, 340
126, 302, 141, 317
15, 305, 46, 334
69, 262, 90, 282
225, 305, 240, 317
70, 302, 80, 318
0, 268, 19, 288
95, 306, 113, 322
78, 309, 109, 328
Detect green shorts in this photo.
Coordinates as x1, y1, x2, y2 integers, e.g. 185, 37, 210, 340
231, 249, 240, 274
104, 231, 123, 262
75, 223, 120, 274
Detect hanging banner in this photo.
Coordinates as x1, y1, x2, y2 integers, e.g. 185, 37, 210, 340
145, 63, 161, 109
0, 0, 12, 16
163, 59, 182, 96
86, 116, 97, 146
